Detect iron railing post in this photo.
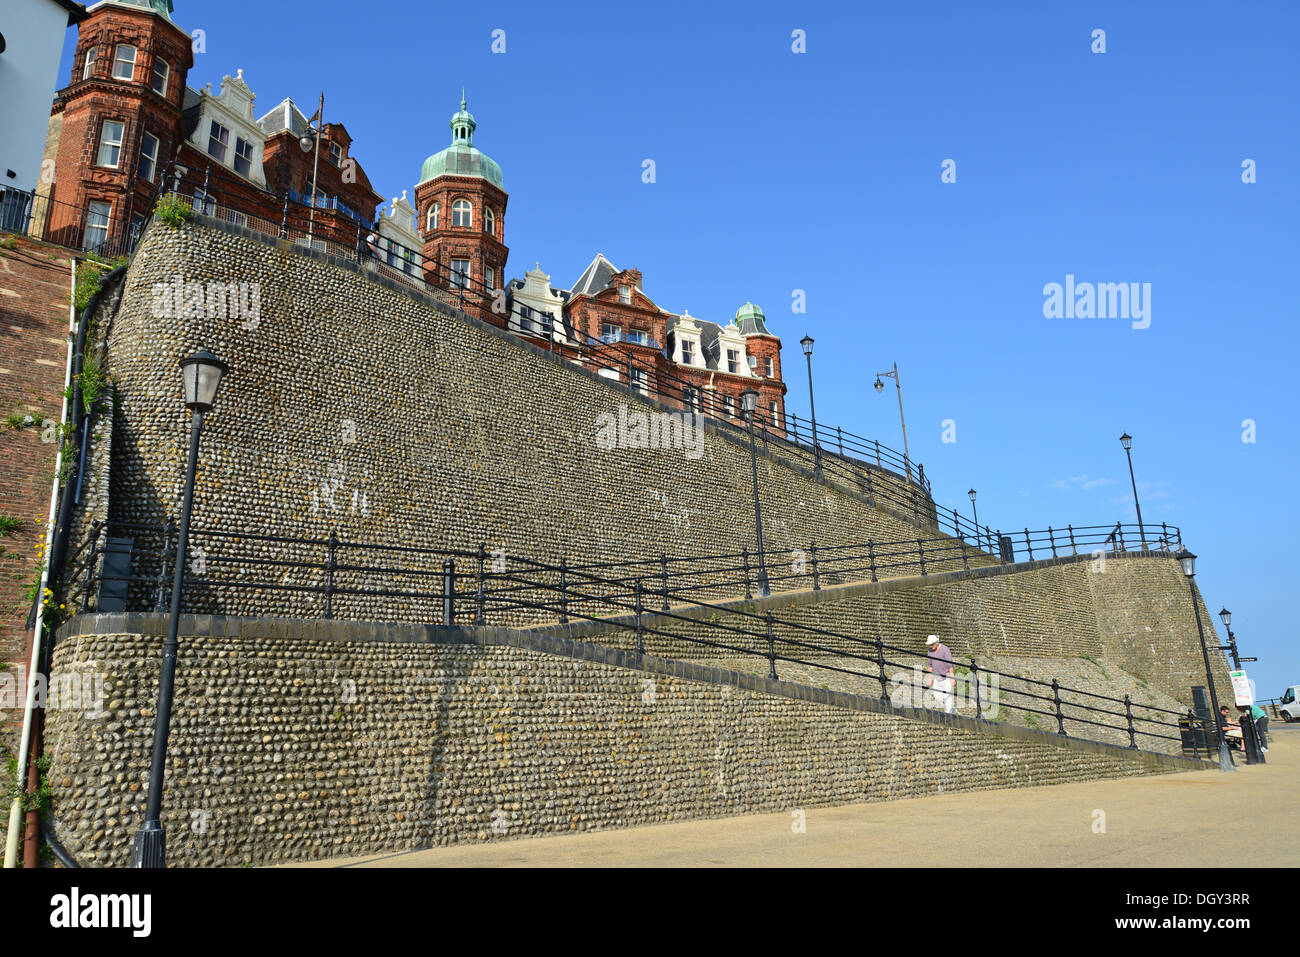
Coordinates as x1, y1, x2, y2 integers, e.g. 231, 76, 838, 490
766, 611, 777, 680
1068, 525, 1077, 556
960, 539, 969, 573
324, 530, 338, 620
280, 193, 289, 237
660, 553, 669, 611
810, 543, 820, 591
741, 547, 752, 600
876, 634, 888, 700
972, 658, 982, 719
1052, 679, 1066, 736
1025, 528, 1033, 561
1048, 526, 1056, 558
475, 544, 486, 624
917, 539, 926, 576
634, 580, 645, 656
868, 539, 878, 582
1125, 695, 1137, 749
442, 558, 455, 625
558, 558, 569, 623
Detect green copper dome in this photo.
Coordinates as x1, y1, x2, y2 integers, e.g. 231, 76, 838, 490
735, 301, 770, 336
418, 94, 504, 189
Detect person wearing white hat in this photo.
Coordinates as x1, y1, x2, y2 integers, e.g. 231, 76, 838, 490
924, 635, 956, 714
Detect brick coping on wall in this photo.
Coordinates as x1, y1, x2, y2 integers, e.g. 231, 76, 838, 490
55, 608, 1209, 774
172, 213, 943, 536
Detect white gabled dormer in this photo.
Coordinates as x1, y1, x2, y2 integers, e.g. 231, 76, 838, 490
510, 262, 570, 342
716, 319, 751, 377
190, 68, 267, 187
674, 309, 704, 368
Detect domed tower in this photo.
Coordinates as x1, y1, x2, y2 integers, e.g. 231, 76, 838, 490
47, 0, 194, 251
414, 94, 508, 317
735, 301, 786, 429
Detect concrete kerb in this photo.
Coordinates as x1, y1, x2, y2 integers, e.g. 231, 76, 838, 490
55, 608, 1210, 774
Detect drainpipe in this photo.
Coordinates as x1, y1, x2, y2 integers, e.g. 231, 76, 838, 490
4, 262, 126, 868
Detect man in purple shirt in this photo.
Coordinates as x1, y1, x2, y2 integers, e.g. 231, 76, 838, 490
925, 635, 956, 714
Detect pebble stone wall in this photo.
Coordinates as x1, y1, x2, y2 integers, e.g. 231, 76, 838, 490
43, 614, 1201, 867
574, 553, 1233, 708
88, 219, 974, 626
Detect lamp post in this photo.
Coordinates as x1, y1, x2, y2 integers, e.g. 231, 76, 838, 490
1217, 608, 1241, 669
132, 348, 228, 867
1119, 432, 1147, 549
968, 488, 978, 537
800, 335, 821, 480
1177, 549, 1234, 772
1217, 607, 1264, 764
297, 91, 325, 244
741, 387, 770, 597
874, 362, 911, 481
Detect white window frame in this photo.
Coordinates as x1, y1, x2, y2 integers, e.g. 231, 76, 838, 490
82, 46, 98, 80
484, 265, 495, 292
727, 348, 739, 373
234, 137, 254, 178
722, 395, 735, 417
766, 357, 775, 377
426, 203, 439, 231
328, 141, 342, 167
138, 131, 159, 182
619, 284, 631, 304
208, 120, 229, 162
601, 322, 621, 344
681, 339, 696, 366
96, 119, 125, 168
630, 368, 648, 395
450, 258, 471, 288
484, 207, 494, 236
151, 57, 169, 96
112, 44, 136, 81
452, 199, 471, 228
84, 201, 111, 251
770, 401, 780, 428
626, 329, 647, 346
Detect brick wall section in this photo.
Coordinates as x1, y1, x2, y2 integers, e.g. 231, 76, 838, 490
0, 238, 73, 697
40, 613, 1203, 867
85, 219, 969, 626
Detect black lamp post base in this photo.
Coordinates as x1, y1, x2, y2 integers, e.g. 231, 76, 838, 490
1217, 741, 1237, 773
131, 823, 166, 868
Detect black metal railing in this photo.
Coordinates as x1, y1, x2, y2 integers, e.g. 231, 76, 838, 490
64, 517, 1207, 758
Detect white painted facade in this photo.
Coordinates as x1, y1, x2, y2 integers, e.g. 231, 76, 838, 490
186, 69, 266, 187
373, 190, 421, 278
510, 262, 571, 343
673, 310, 705, 369
0, 0, 80, 194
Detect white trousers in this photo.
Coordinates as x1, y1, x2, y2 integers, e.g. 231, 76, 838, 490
929, 676, 956, 714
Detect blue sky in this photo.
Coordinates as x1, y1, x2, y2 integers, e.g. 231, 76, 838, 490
62, 1, 1300, 694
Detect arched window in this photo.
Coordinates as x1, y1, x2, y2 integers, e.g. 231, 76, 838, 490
484, 207, 495, 236
82, 46, 98, 80
452, 199, 471, 228
426, 203, 439, 231
151, 57, 170, 96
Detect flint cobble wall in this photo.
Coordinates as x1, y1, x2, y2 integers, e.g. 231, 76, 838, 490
88, 219, 966, 627
577, 554, 1232, 707
43, 614, 1200, 867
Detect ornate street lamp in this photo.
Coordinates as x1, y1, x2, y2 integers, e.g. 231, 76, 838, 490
133, 348, 228, 867
874, 362, 911, 481
968, 488, 978, 537
298, 91, 325, 243
1119, 432, 1148, 549
799, 335, 821, 479
1177, 549, 1235, 772
741, 387, 769, 597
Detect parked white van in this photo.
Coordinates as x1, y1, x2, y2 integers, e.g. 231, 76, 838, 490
1280, 686, 1300, 722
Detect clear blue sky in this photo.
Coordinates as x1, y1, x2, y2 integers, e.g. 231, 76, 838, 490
61, 1, 1300, 695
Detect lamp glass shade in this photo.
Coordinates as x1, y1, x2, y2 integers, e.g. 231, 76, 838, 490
1219, 608, 1231, 627
180, 349, 227, 412
800, 335, 814, 356
740, 388, 758, 413
1176, 549, 1196, 578
968, 488, 976, 503
299, 134, 314, 153
873, 378, 884, 393
1119, 432, 1132, 450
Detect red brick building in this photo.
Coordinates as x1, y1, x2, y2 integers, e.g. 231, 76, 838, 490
42, 0, 382, 254
414, 97, 509, 314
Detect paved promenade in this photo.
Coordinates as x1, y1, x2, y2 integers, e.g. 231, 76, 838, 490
301, 725, 1299, 868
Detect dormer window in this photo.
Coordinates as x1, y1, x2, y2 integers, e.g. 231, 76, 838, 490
151, 57, 169, 96
207, 121, 229, 162
234, 137, 255, 177
484, 207, 494, 236
328, 142, 342, 166
681, 340, 696, 365
112, 44, 137, 81
452, 199, 471, 227
427, 203, 439, 231
727, 349, 739, 373
82, 47, 98, 80
619, 284, 631, 304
